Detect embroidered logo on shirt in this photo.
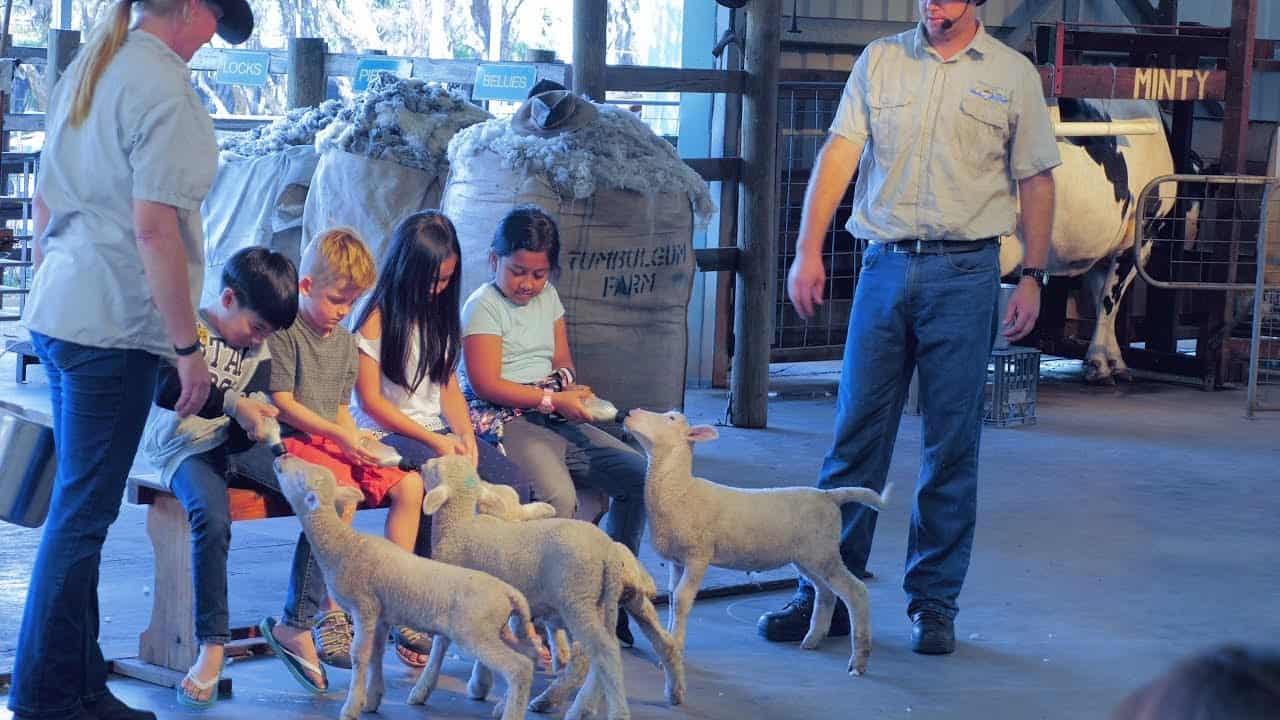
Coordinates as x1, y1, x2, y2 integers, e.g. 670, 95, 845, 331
969, 83, 1010, 104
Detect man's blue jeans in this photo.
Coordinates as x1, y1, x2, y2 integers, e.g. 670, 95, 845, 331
814, 242, 1000, 620
9, 333, 159, 719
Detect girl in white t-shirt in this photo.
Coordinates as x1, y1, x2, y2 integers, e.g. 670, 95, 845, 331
350, 210, 531, 667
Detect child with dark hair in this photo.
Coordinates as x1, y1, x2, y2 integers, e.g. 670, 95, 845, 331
350, 210, 534, 666
140, 246, 306, 707
460, 203, 647, 646
1113, 645, 1280, 720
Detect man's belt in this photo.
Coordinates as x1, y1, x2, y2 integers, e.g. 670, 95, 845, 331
881, 237, 998, 254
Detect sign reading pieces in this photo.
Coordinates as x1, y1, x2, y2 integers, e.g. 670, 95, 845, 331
471, 63, 538, 102
354, 57, 413, 92
215, 50, 270, 87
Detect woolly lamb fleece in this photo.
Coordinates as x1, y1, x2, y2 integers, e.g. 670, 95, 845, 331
315, 72, 492, 175
219, 99, 343, 157
448, 102, 716, 223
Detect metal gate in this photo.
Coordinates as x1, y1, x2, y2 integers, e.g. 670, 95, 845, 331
1133, 173, 1280, 415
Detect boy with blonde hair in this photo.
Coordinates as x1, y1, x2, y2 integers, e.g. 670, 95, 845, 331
251, 229, 433, 682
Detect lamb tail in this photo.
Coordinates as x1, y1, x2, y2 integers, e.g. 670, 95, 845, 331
826, 483, 891, 511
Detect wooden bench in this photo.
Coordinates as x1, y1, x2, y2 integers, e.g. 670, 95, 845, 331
3, 338, 41, 383
112, 471, 296, 695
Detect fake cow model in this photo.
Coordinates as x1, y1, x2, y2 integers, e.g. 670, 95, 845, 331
1000, 98, 1188, 384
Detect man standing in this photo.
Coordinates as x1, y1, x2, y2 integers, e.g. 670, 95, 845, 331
757, 0, 1059, 655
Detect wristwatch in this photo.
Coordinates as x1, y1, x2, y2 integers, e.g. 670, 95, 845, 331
538, 389, 555, 414
174, 340, 203, 357
1020, 267, 1049, 288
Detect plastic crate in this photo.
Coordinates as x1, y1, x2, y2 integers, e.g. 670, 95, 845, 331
984, 347, 1040, 427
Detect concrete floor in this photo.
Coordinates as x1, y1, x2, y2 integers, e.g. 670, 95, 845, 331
1, 350, 1278, 720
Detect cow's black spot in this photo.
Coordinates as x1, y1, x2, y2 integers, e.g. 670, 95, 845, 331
1058, 98, 1132, 216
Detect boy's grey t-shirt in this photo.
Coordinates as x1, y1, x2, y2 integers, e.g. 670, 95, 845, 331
267, 318, 359, 436
461, 283, 565, 385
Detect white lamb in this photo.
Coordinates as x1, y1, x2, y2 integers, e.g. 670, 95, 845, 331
419, 454, 633, 720
272, 455, 546, 720
622, 409, 891, 676
471, 483, 685, 711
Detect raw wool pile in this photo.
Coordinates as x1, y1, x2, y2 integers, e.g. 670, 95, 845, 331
219, 100, 343, 156
448, 101, 716, 223
316, 72, 491, 176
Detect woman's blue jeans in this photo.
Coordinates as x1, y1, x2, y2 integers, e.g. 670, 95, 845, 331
8, 333, 159, 719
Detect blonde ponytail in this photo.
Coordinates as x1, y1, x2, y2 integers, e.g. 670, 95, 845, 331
67, 0, 134, 128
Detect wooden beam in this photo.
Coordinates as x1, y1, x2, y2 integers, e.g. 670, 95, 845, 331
573, 0, 607, 101
1037, 65, 1226, 100
778, 17, 1013, 51
683, 157, 741, 182
730, 0, 780, 429
694, 247, 741, 272
605, 66, 746, 94
714, 16, 744, 390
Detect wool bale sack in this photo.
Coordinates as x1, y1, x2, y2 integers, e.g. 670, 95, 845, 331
202, 101, 342, 305
443, 101, 714, 427
303, 74, 491, 263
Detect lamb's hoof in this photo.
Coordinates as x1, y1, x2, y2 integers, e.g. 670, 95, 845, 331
799, 633, 823, 650
491, 699, 506, 718
364, 689, 383, 712
468, 683, 490, 701
406, 687, 427, 706
665, 680, 685, 706
1085, 362, 1117, 386
528, 691, 560, 714
848, 656, 868, 676
1113, 367, 1133, 383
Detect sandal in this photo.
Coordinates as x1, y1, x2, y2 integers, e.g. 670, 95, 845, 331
259, 616, 328, 694
176, 662, 224, 709
391, 626, 432, 668
312, 610, 354, 669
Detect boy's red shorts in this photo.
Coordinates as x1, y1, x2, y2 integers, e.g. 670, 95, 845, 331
282, 434, 415, 508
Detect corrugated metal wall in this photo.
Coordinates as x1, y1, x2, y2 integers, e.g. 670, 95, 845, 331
783, 0, 1279, 121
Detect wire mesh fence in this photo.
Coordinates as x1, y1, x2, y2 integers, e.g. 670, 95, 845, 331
774, 81, 861, 361
1, 152, 39, 338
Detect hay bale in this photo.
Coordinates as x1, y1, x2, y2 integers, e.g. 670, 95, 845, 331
443, 100, 715, 429
304, 73, 492, 262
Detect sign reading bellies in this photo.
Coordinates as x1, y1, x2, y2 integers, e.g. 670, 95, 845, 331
472, 63, 539, 102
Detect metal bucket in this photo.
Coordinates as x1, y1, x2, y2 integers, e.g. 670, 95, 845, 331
0, 403, 56, 528
994, 283, 1018, 351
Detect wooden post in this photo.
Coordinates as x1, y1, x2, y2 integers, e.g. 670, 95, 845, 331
1208, 0, 1257, 388
729, 0, 780, 428
713, 10, 743, 389
46, 28, 80, 97
287, 37, 327, 109
572, 0, 607, 101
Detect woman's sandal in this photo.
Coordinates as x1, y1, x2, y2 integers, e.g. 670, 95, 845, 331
259, 616, 328, 694
391, 625, 433, 668
176, 662, 224, 709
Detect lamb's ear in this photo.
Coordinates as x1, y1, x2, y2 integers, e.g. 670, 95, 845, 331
519, 502, 557, 521
333, 487, 364, 515
422, 485, 452, 516
687, 424, 719, 443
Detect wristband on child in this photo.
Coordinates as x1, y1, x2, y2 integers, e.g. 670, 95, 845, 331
538, 389, 555, 414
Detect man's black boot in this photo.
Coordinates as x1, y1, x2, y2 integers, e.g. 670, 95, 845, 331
756, 584, 850, 642
910, 609, 956, 655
